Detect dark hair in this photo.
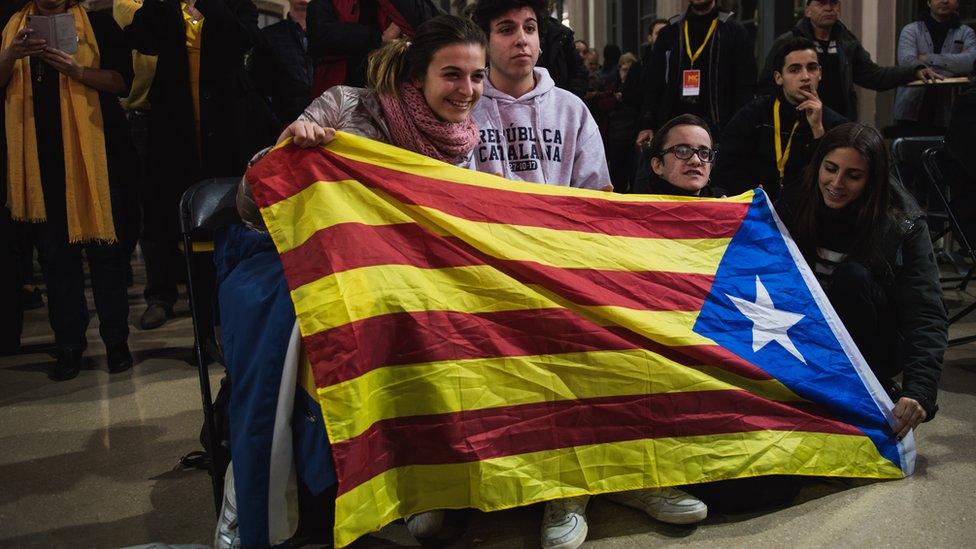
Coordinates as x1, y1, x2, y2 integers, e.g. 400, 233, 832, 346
772, 36, 819, 75
647, 114, 714, 161
789, 123, 893, 273
647, 18, 668, 35
603, 44, 621, 68
368, 15, 487, 96
472, 0, 549, 37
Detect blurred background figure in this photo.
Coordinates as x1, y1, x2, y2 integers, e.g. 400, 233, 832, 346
121, 0, 268, 332
640, 17, 667, 63
893, 0, 975, 136
305, 0, 441, 97
251, 0, 315, 130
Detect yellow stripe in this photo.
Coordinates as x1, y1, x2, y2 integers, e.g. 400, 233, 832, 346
265, 179, 730, 275
176, 241, 215, 253
321, 349, 802, 443
313, 131, 756, 202
331, 431, 903, 547
291, 264, 710, 347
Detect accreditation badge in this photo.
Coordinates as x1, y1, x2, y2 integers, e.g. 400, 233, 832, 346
682, 69, 701, 97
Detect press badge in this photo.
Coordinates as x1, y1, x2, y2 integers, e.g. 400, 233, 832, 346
682, 69, 701, 96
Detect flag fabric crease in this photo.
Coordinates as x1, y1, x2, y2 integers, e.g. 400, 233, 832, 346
245, 132, 913, 547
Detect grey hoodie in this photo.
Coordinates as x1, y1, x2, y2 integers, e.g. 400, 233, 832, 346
471, 67, 611, 190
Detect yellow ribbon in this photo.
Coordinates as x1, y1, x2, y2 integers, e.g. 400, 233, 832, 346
683, 18, 718, 67
773, 98, 800, 183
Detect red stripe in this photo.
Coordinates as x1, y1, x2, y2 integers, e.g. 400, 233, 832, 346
281, 221, 714, 311
307, 308, 642, 387
247, 145, 750, 240
331, 390, 863, 495
306, 309, 772, 388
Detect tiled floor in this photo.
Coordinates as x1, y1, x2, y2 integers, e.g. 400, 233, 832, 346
1, 269, 974, 548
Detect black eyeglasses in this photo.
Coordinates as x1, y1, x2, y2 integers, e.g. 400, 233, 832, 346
661, 145, 716, 163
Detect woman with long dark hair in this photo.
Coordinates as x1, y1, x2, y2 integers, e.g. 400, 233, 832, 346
777, 122, 947, 439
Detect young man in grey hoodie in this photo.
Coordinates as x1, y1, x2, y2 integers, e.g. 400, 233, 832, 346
470, 5, 704, 549
471, 0, 612, 191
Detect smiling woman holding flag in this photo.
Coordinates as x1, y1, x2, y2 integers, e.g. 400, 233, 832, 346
0, 0, 136, 380
223, 14, 488, 547
777, 123, 947, 440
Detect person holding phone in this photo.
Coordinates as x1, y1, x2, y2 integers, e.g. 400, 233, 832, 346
0, 0, 137, 381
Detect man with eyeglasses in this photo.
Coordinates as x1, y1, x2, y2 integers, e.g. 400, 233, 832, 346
760, 0, 943, 121
714, 37, 847, 200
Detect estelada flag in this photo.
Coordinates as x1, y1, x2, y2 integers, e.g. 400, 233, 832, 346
246, 132, 914, 547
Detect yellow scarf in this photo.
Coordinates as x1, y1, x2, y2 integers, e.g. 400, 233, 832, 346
2, 3, 115, 243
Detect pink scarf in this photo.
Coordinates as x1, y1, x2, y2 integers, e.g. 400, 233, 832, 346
377, 83, 479, 165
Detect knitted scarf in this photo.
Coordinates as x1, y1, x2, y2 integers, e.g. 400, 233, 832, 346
377, 83, 479, 165
2, 3, 114, 243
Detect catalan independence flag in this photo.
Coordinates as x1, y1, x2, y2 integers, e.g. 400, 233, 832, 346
246, 132, 914, 547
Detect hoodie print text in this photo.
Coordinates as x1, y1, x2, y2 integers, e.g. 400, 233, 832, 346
477, 125, 564, 173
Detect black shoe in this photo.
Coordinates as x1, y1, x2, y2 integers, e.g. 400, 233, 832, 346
49, 348, 82, 381
107, 342, 134, 374
140, 303, 172, 330
21, 287, 44, 310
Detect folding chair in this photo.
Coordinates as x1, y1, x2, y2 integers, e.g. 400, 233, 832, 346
892, 136, 944, 209
921, 145, 976, 347
179, 177, 242, 512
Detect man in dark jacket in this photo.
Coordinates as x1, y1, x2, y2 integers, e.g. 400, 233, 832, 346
123, 0, 267, 329
251, 0, 315, 129
714, 37, 846, 200
536, 5, 587, 97
760, 0, 942, 121
306, 0, 442, 97
635, 0, 756, 144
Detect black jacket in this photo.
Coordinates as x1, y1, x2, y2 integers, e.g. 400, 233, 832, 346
537, 16, 587, 97
639, 9, 756, 135
713, 93, 847, 199
776, 184, 947, 419
760, 18, 919, 120
251, 16, 314, 128
124, 0, 268, 193
306, 0, 441, 89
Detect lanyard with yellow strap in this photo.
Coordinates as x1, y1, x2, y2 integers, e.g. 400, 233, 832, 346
773, 98, 800, 183
683, 18, 718, 67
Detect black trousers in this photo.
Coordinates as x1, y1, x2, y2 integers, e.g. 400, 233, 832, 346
31, 220, 129, 350
826, 262, 901, 397
1, 207, 24, 352
132, 110, 185, 307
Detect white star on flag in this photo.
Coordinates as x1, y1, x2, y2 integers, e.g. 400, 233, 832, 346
726, 276, 807, 364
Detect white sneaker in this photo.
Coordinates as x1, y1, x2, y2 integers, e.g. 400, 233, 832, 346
405, 510, 445, 539
605, 487, 707, 524
541, 496, 590, 549
214, 463, 241, 549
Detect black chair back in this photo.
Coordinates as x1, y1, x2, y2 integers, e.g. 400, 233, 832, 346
892, 136, 944, 197
178, 177, 242, 513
